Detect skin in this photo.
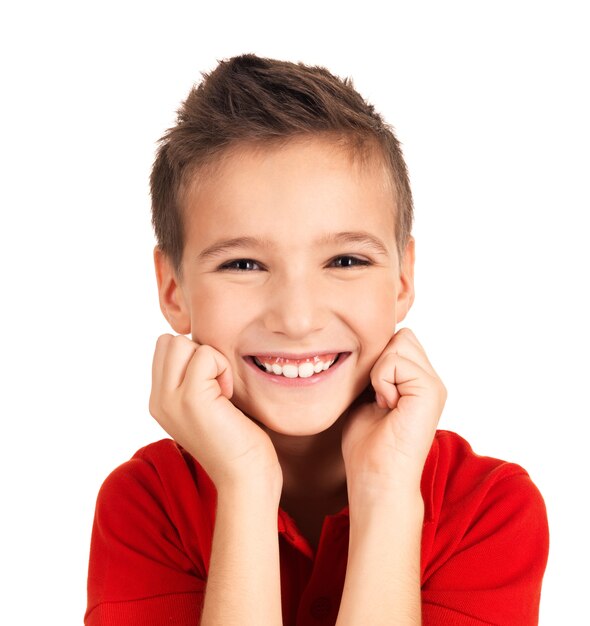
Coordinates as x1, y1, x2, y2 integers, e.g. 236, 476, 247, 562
150, 136, 447, 624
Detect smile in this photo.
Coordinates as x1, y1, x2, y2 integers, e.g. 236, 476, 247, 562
252, 353, 340, 378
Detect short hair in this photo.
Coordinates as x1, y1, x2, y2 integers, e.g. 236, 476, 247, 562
150, 53, 413, 281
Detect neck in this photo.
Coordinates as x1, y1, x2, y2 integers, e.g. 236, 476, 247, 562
263, 416, 348, 503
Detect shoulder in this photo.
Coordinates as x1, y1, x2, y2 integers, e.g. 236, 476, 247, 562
424, 429, 546, 511
421, 431, 549, 610
99, 438, 213, 495
87, 440, 212, 618
94, 439, 217, 549
420, 431, 549, 623
423, 430, 548, 538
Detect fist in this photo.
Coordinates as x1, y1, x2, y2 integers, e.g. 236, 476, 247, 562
342, 328, 447, 492
149, 334, 282, 493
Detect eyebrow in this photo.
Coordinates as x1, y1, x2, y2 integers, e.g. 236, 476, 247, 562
197, 236, 276, 260
317, 231, 390, 255
197, 231, 390, 260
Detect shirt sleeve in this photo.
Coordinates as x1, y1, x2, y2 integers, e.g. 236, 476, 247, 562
85, 452, 208, 626
421, 469, 549, 626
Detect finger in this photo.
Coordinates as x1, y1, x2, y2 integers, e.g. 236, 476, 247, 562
160, 334, 201, 392
152, 333, 183, 394
183, 344, 234, 399
150, 334, 176, 419
383, 327, 440, 379
375, 392, 391, 410
152, 333, 174, 391
371, 352, 436, 409
389, 328, 434, 373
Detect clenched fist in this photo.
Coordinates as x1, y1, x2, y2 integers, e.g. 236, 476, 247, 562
149, 334, 283, 496
341, 328, 447, 496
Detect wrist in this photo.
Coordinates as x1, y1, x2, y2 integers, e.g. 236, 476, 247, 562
348, 487, 424, 525
217, 473, 283, 509
346, 469, 423, 508
338, 485, 423, 626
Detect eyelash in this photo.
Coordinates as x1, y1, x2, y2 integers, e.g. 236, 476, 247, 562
218, 259, 263, 272
330, 256, 371, 269
217, 256, 372, 272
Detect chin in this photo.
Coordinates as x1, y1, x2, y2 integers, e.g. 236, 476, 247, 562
241, 400, 349, 438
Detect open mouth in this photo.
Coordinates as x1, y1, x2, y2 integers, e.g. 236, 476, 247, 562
250, 353, 344, 379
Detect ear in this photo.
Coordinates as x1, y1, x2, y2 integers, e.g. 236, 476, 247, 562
395, 236, 416, 324
153, 246, 191, 335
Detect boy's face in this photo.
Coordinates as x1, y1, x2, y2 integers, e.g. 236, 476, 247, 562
155, 137, 414, 437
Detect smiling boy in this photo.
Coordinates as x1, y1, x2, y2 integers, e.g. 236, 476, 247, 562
85, 54, 549, 625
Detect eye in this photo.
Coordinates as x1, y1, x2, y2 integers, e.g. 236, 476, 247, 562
217, 258, 263, 272
329, 255, 372, 268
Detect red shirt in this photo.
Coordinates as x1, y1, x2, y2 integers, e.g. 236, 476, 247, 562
85, 430, 549, 625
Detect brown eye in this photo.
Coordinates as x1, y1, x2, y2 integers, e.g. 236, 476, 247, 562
330, 256, 371, 268
218, 259, 262, 271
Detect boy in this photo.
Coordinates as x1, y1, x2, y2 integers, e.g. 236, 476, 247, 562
85, 54, 549, 625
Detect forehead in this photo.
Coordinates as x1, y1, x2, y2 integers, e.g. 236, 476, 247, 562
181, 137, 397, 248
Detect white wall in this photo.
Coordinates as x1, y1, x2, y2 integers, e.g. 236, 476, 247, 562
2, 1, 587, 623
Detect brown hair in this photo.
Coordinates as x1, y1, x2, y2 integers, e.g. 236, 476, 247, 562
150, 53, 413, 281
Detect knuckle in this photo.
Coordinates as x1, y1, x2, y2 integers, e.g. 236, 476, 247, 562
172, 333, 190, 343
196, 344, 214, 359
156, 333, 173, 347
397, 327, 413, 339
193, 343, 207, 356
166, 333, 193, 352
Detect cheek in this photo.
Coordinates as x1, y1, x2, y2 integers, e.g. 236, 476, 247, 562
188, 293, 243, 350
350, 280, 397, 341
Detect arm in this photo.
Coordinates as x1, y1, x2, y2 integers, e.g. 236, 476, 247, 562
338, 328, 447, 625
149, 334, 285, 625
337, 487, 424, 626
200, 482, 282, 626
338, 472, 549, 626
85, 442, 284, 626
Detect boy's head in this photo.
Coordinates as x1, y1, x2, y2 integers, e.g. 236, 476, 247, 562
150, 53, 414, 284
152, 54, 416, 437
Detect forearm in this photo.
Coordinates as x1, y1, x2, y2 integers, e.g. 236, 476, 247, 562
200, 484, 283, 626
336, 487, 424, 626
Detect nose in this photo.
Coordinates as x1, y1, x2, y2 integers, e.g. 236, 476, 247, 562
263, 272, 329, 340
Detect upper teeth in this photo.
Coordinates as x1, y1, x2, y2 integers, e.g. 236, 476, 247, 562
254, 356, 337, 378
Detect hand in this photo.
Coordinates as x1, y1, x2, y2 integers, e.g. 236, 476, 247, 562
341, 328, 447, 495
149, 334, 282, 495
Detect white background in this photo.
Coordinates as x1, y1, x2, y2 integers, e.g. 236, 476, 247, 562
1, 1, 588, 624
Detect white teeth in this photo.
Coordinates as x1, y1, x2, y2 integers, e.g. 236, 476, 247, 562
254, 355, 339, 378
298, 362, 315, 378
282, 364, 298, 378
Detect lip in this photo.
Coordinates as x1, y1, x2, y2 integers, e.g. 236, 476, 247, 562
243, 352, 351, 387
